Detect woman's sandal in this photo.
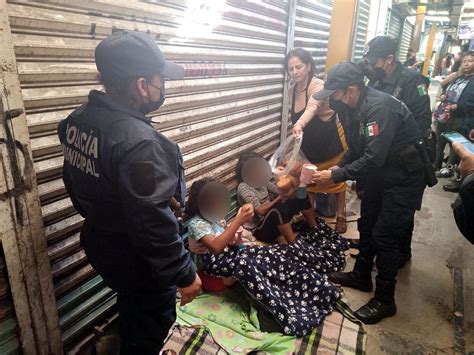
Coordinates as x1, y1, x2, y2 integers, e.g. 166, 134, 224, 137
335, 216, 347, 234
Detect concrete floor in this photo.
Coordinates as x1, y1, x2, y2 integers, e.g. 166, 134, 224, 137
340, 181, 474, 355
88, 182, 474, 355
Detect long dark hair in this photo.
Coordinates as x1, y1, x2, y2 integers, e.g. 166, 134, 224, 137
445, 54, 453, 68
236, 151, 263, 183
185, 177, 217, 217
284, 48, 317, 88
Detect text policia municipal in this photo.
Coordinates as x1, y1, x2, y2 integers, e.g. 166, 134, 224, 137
62, 124, 100, 178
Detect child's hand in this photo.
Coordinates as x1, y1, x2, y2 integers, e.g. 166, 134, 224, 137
236, 204, 254, 224
231, 226, 244, 245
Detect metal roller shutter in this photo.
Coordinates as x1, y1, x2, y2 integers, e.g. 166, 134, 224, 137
385, 9, 402, 42
0, 247, 20, 355
294, 0, 333, 75
352, 0, 371, 61
281, 0, 333, 138
6, 0, 288, 350
399, 19, 414, 62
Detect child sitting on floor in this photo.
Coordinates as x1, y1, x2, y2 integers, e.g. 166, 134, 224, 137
236, 152, 316, 244
186, 177, 254, 292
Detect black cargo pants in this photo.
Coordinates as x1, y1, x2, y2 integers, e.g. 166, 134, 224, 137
118, 288, 176, 355
355, 166, 425, 284
356, 176, 416, 262
81, 230, 177, 355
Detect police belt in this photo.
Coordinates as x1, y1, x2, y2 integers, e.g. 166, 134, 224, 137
398, 141, 437, 187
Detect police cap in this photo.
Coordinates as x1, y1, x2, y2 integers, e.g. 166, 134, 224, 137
363, 36, 399, 62
95, 31, 184, 80
312, 62, 364, 101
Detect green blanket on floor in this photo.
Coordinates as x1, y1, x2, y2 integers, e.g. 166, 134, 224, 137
173, 288, 366, 354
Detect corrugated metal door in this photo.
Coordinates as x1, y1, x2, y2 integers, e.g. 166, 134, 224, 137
352, 0, 371, 61
0, 248, 20, 355
6, 0, 288, 350
282, 0, 333, 138
399, 19, 414, 62
385, 9, 402, 42
294, 0, 333, 75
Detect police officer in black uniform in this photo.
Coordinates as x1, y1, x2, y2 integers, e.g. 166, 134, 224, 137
312, 62, 426, 324
362, 36, 433, 268
57, 31, 202, 354
363, 36, 432, 133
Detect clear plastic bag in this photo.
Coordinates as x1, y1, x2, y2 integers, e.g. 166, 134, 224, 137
268, 135, 304, 176
268, 135, 309, 198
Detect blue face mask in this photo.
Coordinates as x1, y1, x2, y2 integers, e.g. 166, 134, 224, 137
139, 81, 166, 114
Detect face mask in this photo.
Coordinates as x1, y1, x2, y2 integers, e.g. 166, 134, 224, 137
139, 81, 166, 114
365, 65, 386, 82
372, 67, 386, 81
329, 97, 349, 113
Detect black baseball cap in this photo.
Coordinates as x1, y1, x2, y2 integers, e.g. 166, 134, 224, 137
95, 31, 184, 80
312, 62, 364, 101
363, 36, 399, 62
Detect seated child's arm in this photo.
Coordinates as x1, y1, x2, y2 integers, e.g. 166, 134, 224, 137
200, 204, 254, 254
253, 196, 282, 217
238, 183, 281, 217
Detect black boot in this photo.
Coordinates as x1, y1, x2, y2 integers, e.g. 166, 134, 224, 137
329, 257, 373, 292
443, 174, 463, 193
341, 238, 359, 249
355, 279, 397, 324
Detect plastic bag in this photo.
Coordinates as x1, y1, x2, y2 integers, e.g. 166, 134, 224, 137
268, 135, 304, 177
268, 135, 309, 197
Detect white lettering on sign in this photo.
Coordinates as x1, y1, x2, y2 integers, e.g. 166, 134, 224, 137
63, 123, 100, 177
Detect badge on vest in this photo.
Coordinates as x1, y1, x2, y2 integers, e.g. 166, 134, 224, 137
393, 86, 402, 98
417, 84, 428, 96
364, 122, 379, 137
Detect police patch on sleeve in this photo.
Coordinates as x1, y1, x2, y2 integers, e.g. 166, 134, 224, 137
364, 122, 379, 137
417, 84, 428, 97
129, 161, 158, 196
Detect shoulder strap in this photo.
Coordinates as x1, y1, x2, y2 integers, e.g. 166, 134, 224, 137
291, 84, 296, 112
291, 80, 310, 112
304, 83, 310, 106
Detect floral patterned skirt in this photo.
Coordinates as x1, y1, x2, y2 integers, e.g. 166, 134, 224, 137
202, 217, 350, 337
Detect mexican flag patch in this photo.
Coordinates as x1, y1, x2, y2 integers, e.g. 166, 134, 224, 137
364, 122, 379, 137
417, 84, 428, 96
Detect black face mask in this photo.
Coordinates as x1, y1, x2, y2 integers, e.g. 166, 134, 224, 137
139, 81, 166, 114
329, 97, 350, 113
366, 59, 387, 82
